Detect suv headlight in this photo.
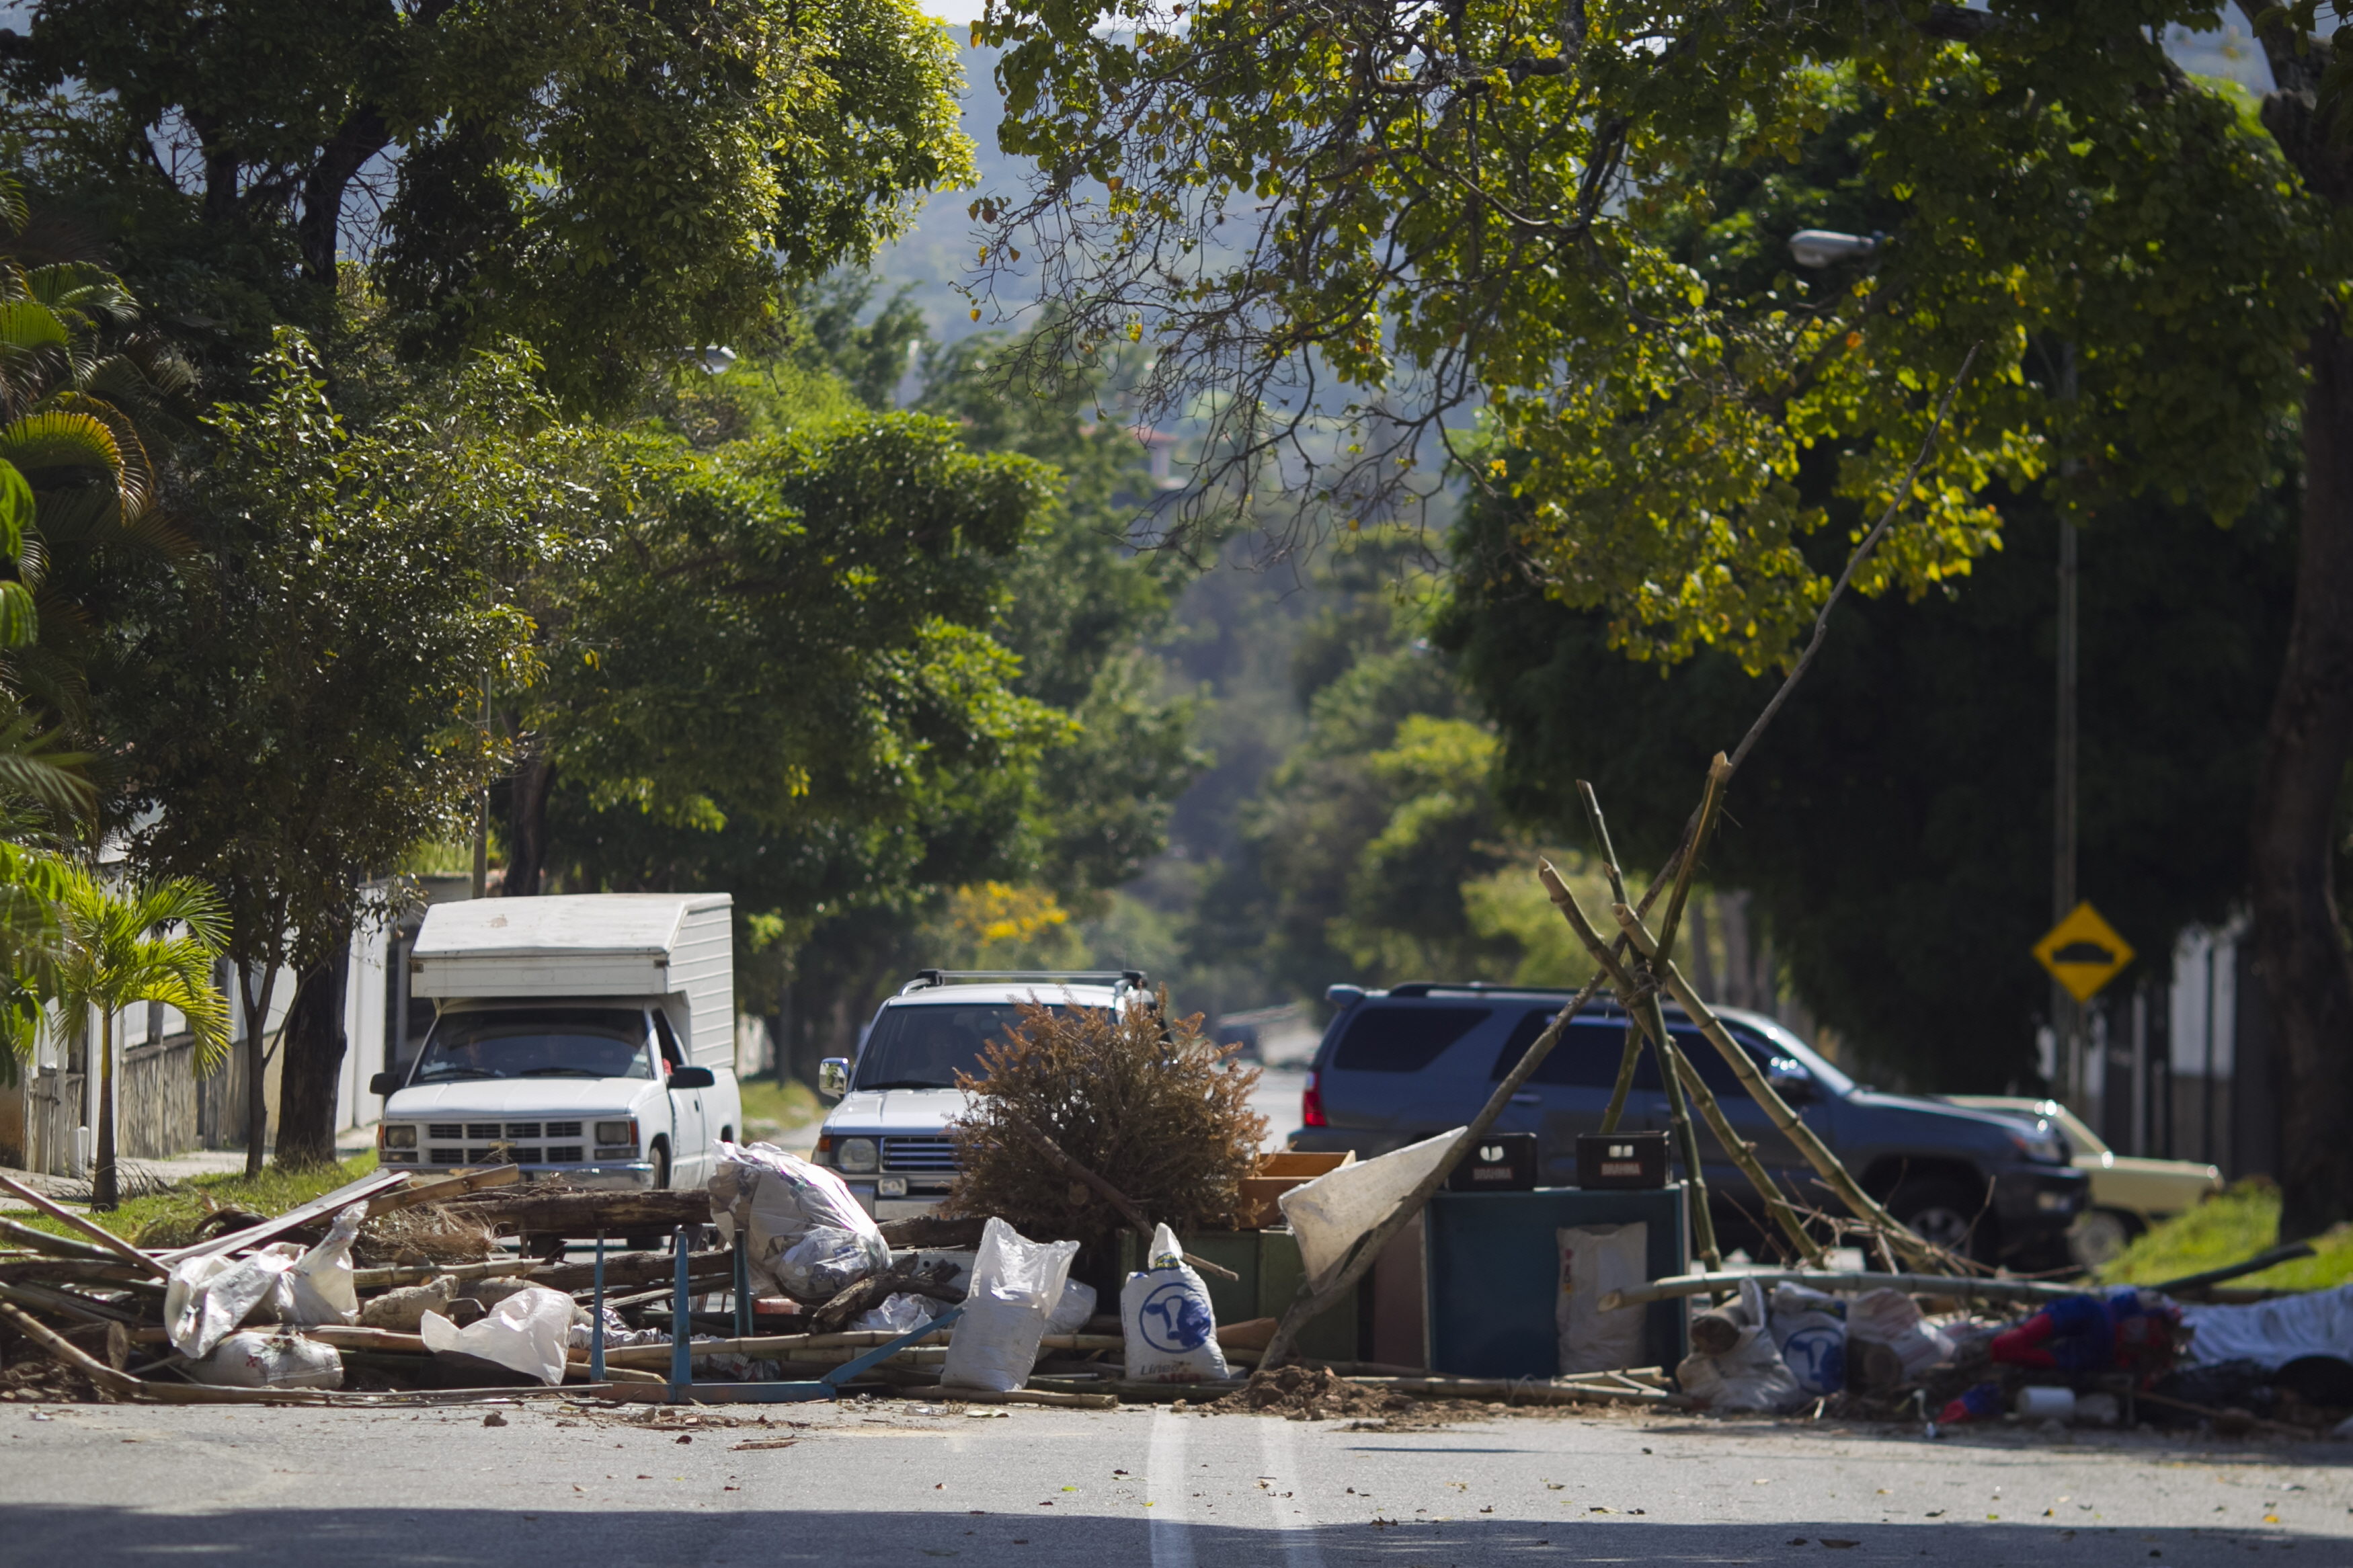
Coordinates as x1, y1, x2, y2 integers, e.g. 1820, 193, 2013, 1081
2007, 1125, 2067, 1164
594, 1120, 637, 1148
382, 1124, 416, 1149
836, 1137, 880, 1173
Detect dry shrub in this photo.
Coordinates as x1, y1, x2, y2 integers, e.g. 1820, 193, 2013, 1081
944, 995, 1266, 1252
356, 1203, 501, 1266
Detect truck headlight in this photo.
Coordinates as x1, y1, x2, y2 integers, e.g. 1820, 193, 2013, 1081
595, 1120, 637, 1148
382, 1124, 417, 1149
2007, 1126, 2067, 1164
836, 1137, 880, 1173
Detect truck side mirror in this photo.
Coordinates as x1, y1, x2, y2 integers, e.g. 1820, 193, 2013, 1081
369, 1071, 399, 1096
818, 1058, 850, 1099
668, 1065, 716, 1090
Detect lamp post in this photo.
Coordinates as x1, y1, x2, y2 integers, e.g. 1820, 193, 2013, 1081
1788, 227, 2083, 1106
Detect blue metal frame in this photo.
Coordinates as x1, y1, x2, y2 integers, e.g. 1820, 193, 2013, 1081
653, 1225, 963, 1404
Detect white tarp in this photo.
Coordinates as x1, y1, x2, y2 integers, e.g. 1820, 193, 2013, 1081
1279, 1127, 1467, 1294
2182, 1283, 2353, 1369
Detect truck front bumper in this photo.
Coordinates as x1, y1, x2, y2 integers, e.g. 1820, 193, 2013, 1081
1991, 1164, 2091, 1249
843, 1177, 953, 1221
398, 1161, 660, 1189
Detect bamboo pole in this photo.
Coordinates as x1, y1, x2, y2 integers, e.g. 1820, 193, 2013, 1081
1575, 786, 1719, 1268
1597, 1268, 2083, 1313
1611, 903, 1952, 1272
0, 1174, 167, 1278
1541, 860, 1829, 1266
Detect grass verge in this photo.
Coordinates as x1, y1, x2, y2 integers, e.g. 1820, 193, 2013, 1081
11, 1151, 381, 1250
2098, 1179, 2353, 1291
738, 1074, 825, 1133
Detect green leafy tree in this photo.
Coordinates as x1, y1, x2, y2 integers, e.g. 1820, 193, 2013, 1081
8, 0, 975, 407
116, 333, 564, 1171
973, 0, 2353, 1234
54, 865, 227, 1208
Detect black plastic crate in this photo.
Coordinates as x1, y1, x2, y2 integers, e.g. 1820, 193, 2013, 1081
1445, 1132, 1539, 1192
1577, 1130, 1669, 1189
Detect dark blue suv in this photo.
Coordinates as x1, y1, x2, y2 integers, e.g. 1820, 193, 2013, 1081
1291, 982, 2087, 1266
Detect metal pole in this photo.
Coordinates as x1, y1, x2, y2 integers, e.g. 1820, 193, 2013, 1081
670, 1225, 692, 1395
2052, 345, 2081, 1107
589, 1231, 606, 1384
2202, 937, 2218, 1167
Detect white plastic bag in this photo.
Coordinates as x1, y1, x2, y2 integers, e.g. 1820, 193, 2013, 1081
1767, 1282, 1847, 1397
852, 1292, 942, 1336
1556, 1222, 1649, 1375
190, 1329, 344, 1390
284, 1206, 364, 1326
1677, 1324, 1806, 1412
939, 1218, 1078, 1393
707, 1141, 886, 1298
1043, 1278, 1099, 1337
1121, 1224, 1230, 1384
420, 1284, 575, 1386
1846, 1286, 1952, 1383
2182, 1282, 2353, 1369
166, 1244, 303, 1359
1280, 1128, 1466, 1294
778, 1225, 891, 1301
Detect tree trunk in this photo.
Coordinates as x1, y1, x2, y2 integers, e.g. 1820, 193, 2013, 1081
237, 960, 274, 1178
2252, 318, 2353, 1241
91, 1007, 116, 1210
503, 747, 556, 897
274, 948, 350, 1169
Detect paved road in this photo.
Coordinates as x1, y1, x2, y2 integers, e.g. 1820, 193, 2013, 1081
9, 1395, 2349, 1565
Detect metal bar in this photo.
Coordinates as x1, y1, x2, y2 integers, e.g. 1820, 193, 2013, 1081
589, 1231, 606, 1385
822, 1304, 966, 1389
670, 1227, 691, 1395
732, 1231, 752, 1339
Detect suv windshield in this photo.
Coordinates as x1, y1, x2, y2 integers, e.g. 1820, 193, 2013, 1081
854, 1003, 1070, 1090
410, 1008, 654, 1084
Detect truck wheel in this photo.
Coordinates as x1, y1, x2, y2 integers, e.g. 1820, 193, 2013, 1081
1886, 1178, 1989, 1261
2069, 1207, 2143, 1268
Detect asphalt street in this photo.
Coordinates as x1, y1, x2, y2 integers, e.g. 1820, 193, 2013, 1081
9, 1396, 2350, 1566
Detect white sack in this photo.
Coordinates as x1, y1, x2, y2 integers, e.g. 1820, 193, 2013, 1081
2182, 1283, 2353, 1369
1121, 1223, 1230, 1384
939, 1217, 1078, 1393
1766, 1282, 1847, 1397
360, 1275, 457, 1333
284, 1206, 364, 1327
1846, 1286, 1952, 1381
1677, 1323, 1806, 1413
420, 1284, 575, 1386
190, 1330, 344, 1390
1043, 1278, 1099, 1337
1556, 1222, 1650, 1376
707, 1140, 886, 1298
166, 1243, 303, 1360
1280, 1127, 1466, 1294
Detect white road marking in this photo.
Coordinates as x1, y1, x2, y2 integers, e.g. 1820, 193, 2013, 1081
1257, 1415, 1326, 1568
1148, 1408, 1194, 1568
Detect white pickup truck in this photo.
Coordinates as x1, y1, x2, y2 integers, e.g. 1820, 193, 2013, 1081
371, 893, 743, 1190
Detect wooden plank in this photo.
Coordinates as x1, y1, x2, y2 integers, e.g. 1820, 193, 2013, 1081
365, 1165, 519, 1215
0, 1173, 167, 1278
153, 1169, 411, 1266
436, 1188, 708, 1236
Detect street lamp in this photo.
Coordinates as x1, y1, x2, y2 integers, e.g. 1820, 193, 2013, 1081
1787, 229, 1882, 267
1788, 225, 2086, 1112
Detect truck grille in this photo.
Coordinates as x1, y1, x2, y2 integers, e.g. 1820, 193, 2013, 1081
547, 1145, 583, 1163
428, 1124, 463, 1140
545, 1122, 583, 1139
882, 1137, 958, 1172
429, 1147, 463, 1164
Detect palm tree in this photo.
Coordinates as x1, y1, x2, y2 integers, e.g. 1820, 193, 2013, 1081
53, 866, 228, 1208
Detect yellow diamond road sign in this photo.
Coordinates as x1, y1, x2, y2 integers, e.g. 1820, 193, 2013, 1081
2034, 901, 2136, 1003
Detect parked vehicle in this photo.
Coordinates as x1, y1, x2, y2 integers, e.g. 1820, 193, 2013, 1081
811, 970, 1151, 1219
1291, 982, 2088, 1266
1947, 1094, 2222, 1265
370, 893, 742, 1190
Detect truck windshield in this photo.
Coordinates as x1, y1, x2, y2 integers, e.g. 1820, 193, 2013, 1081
854, 1003, 1071, 1090
410, 1009, 654, 1083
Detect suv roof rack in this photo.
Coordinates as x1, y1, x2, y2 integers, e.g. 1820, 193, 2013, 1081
1386, 981, 1586, 998
900, 968, 1148, 997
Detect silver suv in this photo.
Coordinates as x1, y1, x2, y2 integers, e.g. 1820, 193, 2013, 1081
811, 970, 1150, 1219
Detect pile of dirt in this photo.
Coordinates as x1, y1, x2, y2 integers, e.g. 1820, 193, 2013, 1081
1208, 1365, 1415, 1421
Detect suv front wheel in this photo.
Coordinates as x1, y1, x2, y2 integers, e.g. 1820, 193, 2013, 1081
1886, 1176, 1992, 1262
